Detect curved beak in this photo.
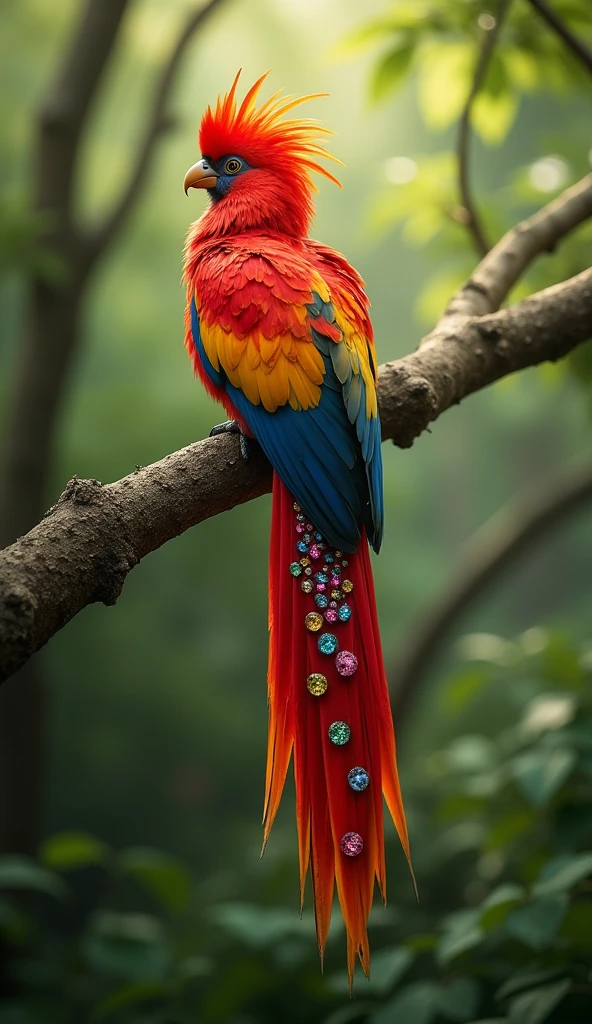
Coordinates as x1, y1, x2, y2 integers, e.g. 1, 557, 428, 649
184, 158, 218, 194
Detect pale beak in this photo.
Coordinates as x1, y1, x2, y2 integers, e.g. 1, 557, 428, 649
184, 158, 218, 194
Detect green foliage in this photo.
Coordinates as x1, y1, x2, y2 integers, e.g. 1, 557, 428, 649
1, 630, 590, 1022
0, 198, 64, 283
1, 1, 592, 1023
354, 0, 592, 383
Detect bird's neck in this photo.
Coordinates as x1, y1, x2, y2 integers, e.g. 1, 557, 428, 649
193, 173, 313, 241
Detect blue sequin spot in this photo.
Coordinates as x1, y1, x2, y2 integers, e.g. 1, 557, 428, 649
318, 633, 338, 655
338, 604, 352, 622
324, 554, 334, 564
332, 566, 341, 576
348, 766, 370, 792
315, 572, 329, 584
315, 532, 323, 542
297, 541, 309, 554
315, 594, 328, 609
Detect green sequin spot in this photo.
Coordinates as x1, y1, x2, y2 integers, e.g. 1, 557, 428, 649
301, 579, 314, 594
328, 721, 350, 746
289, 562, 302, 577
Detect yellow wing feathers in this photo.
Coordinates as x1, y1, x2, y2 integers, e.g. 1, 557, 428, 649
194, 263, 377, 417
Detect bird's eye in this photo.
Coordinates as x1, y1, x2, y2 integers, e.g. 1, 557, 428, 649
224, 158, 242, 175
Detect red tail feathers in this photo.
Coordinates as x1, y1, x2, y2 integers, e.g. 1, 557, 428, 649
263, 475, 414, 983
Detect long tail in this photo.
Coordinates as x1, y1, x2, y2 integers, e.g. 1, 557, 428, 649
263, 475, 414, 983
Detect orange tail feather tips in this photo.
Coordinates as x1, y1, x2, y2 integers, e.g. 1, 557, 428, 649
263, 475, 414, 983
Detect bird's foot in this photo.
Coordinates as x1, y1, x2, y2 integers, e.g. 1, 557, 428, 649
209, 419, 250, 462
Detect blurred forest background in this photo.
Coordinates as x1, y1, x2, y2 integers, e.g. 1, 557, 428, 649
0, 0, 591, 1021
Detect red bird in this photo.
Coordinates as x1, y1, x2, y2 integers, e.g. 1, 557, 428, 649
183, 71, 414, 983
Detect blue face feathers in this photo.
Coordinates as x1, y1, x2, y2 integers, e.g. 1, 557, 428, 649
203, 153, 251, 198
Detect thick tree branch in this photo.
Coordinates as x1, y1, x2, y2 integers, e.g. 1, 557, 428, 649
389, 457, 592, 725
456, 0, 510, 256
0, 267, 590, 684
0, 173, 591, 683
379, 267, 592, 446
91, 0, 226, 257
527, 0, 592, 77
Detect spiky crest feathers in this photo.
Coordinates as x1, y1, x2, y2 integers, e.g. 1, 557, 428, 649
198, 70, 342, 191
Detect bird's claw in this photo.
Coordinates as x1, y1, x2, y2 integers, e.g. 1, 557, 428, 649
209, 419, 250, 462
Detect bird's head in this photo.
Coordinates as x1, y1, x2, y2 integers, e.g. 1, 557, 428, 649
184, 71, 341, 239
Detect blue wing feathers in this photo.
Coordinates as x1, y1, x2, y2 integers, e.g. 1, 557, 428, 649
190, 298, 224, 388
191, 301, 383, 552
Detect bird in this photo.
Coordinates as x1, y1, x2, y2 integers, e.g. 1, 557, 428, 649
182, 70, 414, 984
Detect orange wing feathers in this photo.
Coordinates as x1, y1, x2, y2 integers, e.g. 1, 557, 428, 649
185, 236, 377, 418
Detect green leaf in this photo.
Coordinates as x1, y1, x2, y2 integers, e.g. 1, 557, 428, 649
405, 933, 438, 952
440, 668, 489, 714
92, 980, 169, 1020
371, 42, 414, 100
437, 910, 483, 966
480, 885, 525, 932
446, 736, 499, 773
82, 911, 171, 981
370, 981, 440, 1024
560, 902, 592, 951
0, 896, 29, 942
176, 954, 211, 981
358, 946, 413, 995
496, 968, 565, 1002
504, 894, 568, 950
417, 41, 474, 130
119, 847, 191, 913
533, 852, 592, 896
485, 810, 534, 850
0, 856, 67, 899
512, 748, 575, 807
39, 832, 109, 872
543, 634, 585, 688
503, 48, 539, 91
211, 903, 315, 947
323, 1005, 374, 1024
437, 977, 480, 1021
507, 979, 571, 1024
482, 51, 508, 99
471, 91, 518, 145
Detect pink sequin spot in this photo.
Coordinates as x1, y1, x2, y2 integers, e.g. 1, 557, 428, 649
309, 544, 321, 560
340, 831, 363, 857
336, 651, 358, 677
316, 583, 326, 592
324, 608, 338, 623
330, 576, 340, 587
305, 523, 314, 531
296, 523, 305, 533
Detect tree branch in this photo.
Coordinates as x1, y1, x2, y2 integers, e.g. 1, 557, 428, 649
445, 171, 592, 317
0, 174, 591, 683
526, 0, 592, 77
456, 0, 510, 256
389, 457, 592, 726
379, 267, 592, 446
90, 0, 227, 257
